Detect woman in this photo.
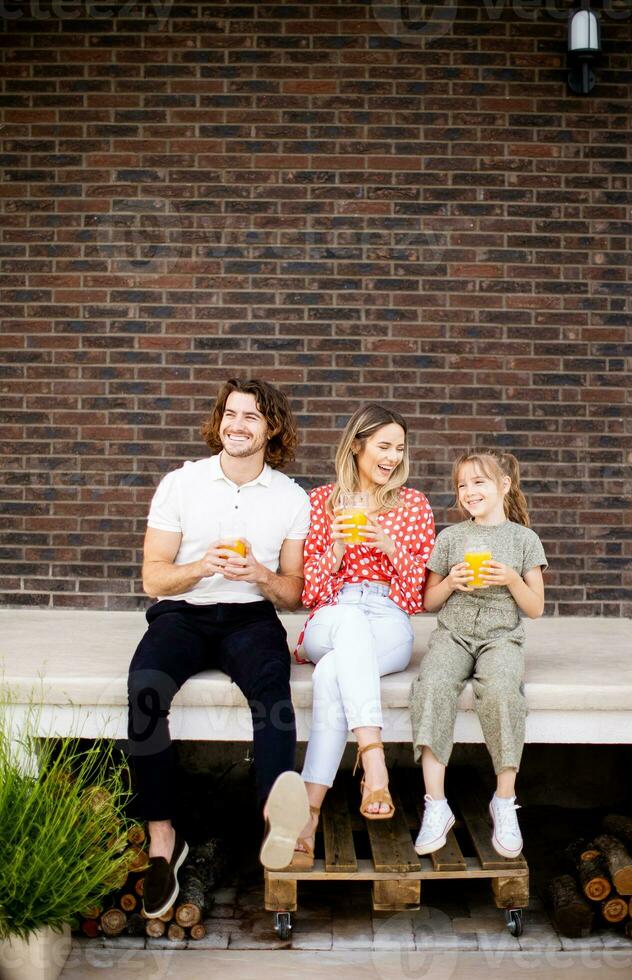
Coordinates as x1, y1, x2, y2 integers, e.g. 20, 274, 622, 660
292, 404, 435, 867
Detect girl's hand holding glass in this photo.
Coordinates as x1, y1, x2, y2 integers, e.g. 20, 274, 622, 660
447, 562, 475, 592
478, 560, 519, 588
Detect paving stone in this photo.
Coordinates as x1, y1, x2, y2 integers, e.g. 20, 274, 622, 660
234, 888, 265, 915
182, 919, 231, 950
332, 911, 373, 949
371, 912, 416, 951
422, 932, 480, 951
213, 887, 237, 905
515, 913, 562, 952
453, 914, 506, 935
285, 886, 333, 919
518, 929, 563, 952
290, 916, 333, 950
146, 937, 188, 950
209, 903, 236, 919
476, 926, 524, 952
413, 909, 478, 951
228, 913, 288, 950
559, 933, 605, 951
598, 930, 632, 950
102, 937, 145, 950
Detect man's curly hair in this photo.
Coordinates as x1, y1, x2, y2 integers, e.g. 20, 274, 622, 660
200, 378, 298, 470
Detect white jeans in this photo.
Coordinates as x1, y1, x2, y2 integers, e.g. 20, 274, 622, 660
301, 582, 414, 788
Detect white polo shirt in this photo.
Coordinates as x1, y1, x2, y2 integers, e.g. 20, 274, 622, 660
147, 454, 311, 605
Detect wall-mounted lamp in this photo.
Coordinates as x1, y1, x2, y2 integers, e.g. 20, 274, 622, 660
568, 0, 601, 95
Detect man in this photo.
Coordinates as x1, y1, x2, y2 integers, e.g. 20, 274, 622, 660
128, 378, 311, 917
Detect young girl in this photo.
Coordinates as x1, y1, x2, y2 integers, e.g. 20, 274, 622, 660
291, 404, 435, 867
410, 449, 546, 859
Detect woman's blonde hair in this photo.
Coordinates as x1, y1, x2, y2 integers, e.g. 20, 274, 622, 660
327, 404, 409, 516
452, 448, 530, 527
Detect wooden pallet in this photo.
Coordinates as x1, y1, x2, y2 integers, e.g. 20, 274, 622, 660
264, 771, 529, 918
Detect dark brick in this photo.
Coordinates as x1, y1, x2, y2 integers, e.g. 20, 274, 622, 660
0, 5, 630, 613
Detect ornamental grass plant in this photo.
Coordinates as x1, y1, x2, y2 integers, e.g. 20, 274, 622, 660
0, 701, 133, 942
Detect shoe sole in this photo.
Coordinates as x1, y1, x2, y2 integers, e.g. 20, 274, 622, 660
143, 840, 189, 919
488, 802, 523, 859
414, 813, 455, 856
260, 771, 310, 871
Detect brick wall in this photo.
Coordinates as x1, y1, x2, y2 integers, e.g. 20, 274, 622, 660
1, 0, 630, 614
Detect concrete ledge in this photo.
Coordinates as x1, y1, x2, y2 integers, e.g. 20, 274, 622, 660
1, 610, 631, 744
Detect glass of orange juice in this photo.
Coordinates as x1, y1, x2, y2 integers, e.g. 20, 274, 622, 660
218, 517, 248, 559
463, 543, 492, 588
339, 491, 369, 545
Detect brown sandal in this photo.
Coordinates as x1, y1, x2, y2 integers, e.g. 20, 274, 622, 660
288, 805, 320, 870
353, 742, 395, 821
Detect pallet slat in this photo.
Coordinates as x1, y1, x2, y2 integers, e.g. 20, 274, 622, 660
452, 775, 527, 871
322, 781, 358, 873
405, 786, 468, 872
267, 856, 529, 882
263, 771, 528, 916
365, 791, 420, 873
431, 828, 468, 873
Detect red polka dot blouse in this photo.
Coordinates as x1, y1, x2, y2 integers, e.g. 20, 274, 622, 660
296, 483, 436, 659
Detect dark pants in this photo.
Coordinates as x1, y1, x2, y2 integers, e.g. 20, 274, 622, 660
127, 599, 296, 820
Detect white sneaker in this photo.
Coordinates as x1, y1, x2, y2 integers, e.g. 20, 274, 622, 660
489, 794, 523, 858
414, 795, 455, 856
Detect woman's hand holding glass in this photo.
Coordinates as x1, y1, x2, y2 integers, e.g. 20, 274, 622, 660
331, 511, 396, 561
358, 519, 395, 558
331, 511, 357, 561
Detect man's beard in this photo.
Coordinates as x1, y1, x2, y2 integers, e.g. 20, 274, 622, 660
221, 432, 267, 459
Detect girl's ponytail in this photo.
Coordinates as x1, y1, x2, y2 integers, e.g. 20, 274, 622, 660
498, 451, 530, 527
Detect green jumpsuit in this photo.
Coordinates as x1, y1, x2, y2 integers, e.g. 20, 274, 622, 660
410, 518, 547, 774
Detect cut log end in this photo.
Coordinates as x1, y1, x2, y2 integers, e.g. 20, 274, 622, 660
174, 902, 201, 928
601, 896, 628, 924
584, 877, 611, 901
120, 893, 137, 913
145, 918, 166, 938
100, 908, 127, 938
127, 823, 147, 846
594, 834, 632, 897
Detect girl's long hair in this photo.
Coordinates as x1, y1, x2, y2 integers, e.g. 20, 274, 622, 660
452, 448, 530, 527
327, 404, 409, 516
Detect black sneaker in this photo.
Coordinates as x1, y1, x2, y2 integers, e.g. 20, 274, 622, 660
143, 834, 189, 918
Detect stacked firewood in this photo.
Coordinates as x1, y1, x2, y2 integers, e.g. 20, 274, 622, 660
548, 814, 632, 938
76, 825, 225, 942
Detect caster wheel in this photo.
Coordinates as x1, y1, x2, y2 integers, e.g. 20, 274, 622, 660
505, 908, 523, 937
274, 911, 292, 940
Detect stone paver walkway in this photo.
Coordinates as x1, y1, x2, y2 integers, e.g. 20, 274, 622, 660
76, 875, 631, 954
